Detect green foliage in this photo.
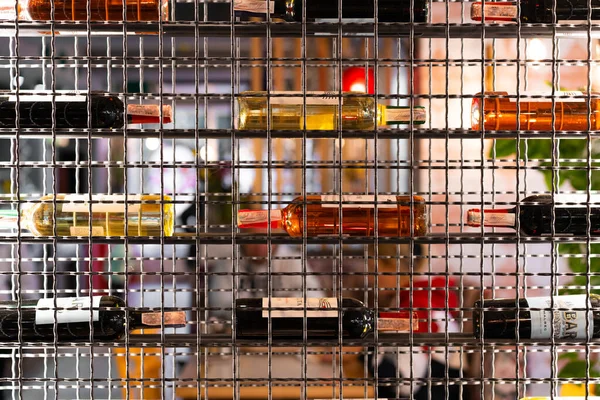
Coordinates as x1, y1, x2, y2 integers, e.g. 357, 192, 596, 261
489, 137, 600, 385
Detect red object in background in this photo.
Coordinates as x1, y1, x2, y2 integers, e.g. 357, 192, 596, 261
81, 244, 109, 295
342, 67, 375, 94
399, 276, 459, 334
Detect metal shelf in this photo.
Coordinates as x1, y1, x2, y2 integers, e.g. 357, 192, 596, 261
0, 128, 596, 140
2, 22, 600, 38
2, 333, 599, 348
1, 232, 597, 245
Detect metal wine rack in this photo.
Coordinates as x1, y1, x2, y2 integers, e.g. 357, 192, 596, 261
0, 0, 599, 399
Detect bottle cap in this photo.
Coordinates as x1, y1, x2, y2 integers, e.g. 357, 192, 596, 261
141, 311, 186, 327
384, 106, 427, 125
126, 104, 173, 124
237, 209, 282, 229
471, 2, 518, 22
466, 208, 516, 227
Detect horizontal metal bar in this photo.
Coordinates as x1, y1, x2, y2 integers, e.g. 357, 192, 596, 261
0, 128, 597, 139
0, 233, 598, 245
1, 333, 600, 348
1, 22, 599, 38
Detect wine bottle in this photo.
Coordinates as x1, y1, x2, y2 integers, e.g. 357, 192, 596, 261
233, 0, 427, 22
473, 294, 600, 339
235, 297, 416, 339
0, 0, 169, 21
471, 0, 600, 23
471, 91, 599, 131
237, 91, 426, 131
0, 295, 186, 342
0, 194, 175, 237
466, 194, 600, 236
520, 398, 600, 400
237, 195, 428, 237
0, 94, 172, 129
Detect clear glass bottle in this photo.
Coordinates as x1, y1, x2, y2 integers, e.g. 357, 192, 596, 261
0, 194, 175, 237
237, 91, 426, 131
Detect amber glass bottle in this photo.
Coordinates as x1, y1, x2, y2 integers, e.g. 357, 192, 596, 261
0, 0, 169, 21
237, 195, 428, 237
471, 91, 600, 131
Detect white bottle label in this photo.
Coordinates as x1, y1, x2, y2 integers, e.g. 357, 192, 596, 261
237, 209, 282, 226
263, 91, 343, 105
321, 194, 397, 208
61, 194, 142, 213
508, 91, 585, 102
36, 296, 102, 325
262, 297, 338, 318
528, 295, 593, 339
233, 0, 274, 14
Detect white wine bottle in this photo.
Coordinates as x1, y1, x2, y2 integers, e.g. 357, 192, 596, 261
237, 91, 426, 130
0, 194, 174, 237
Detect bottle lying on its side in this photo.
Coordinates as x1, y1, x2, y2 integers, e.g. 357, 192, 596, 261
0, 0, 169, 21
0, 295, 186, 342
235, 297, 418, 339
233, 0, 428, 22
0, 194, 175, 237
237, 91, 426, 131
238, 194, 428, 237
471, 0, 600, 23
473, 294, 600, 339
471, 91, 600, 131
0, 94, 172, 129
467, 194, 600, 236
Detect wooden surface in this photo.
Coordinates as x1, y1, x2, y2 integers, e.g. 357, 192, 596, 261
175, 350, 374, 399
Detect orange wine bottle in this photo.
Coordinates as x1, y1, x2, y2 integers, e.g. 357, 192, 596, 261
471, 91, 600, 131
237, 195, 427, 237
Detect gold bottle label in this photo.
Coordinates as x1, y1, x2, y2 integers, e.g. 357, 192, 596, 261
69, 226, 105, 236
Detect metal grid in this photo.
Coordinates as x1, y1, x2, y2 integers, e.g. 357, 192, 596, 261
0, 0, 598, 399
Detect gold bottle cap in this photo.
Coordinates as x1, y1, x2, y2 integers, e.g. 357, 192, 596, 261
141, 311, 187, 327
376, 312, 419, 332
471, 2, 518, 22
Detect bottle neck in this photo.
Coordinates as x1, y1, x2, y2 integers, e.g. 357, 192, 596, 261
376, 311, 417, 332
237, 209, 283, 229
381, 105, 427, 126
467, 208, 516, 228
128, 310, 186, 331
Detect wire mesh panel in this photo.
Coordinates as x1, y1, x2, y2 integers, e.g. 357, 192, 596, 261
0, 0, 600, 399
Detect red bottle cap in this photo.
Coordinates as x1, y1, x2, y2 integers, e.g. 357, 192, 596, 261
127, 104, 173, 124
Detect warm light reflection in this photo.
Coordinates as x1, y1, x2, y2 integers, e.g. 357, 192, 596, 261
526, 38, 547, 70
349, 82, 367, 93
